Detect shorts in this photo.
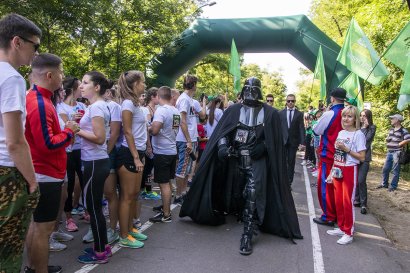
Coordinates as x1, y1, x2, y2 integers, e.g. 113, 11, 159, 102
0, 167, 39, 273
116, 145, 145, 173
109, 146, 119, 174
175, 141, 197, 178
33, 181, 63, 223
154, 154, 177, 183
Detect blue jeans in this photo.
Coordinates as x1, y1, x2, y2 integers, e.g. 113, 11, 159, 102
382, 151, 401, 189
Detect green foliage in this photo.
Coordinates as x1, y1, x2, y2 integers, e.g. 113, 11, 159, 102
0, 0, 198, 80
174, 54, 287, 104
309, 0, 410, 153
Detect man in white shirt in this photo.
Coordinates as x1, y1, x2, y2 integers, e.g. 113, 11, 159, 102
149, 86, 180, 222
0, 13, 43, 273
174, 75, 206, 204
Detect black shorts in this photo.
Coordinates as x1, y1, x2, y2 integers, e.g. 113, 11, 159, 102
33, 181, 63, 223
116, 145, 145, 173
154, 154, 177, 184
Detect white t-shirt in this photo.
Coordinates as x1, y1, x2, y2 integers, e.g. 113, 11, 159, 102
334, 130, 366, 166
0, 62, 26, 167
121, 100, 147, 151
152, 105, 180, 155
79, 100, 110, 161
141, 106, 150, 122
106, 100, 121, 140
206, 108, 223, 138
56, 101, 87, 150
176, 93, 201, 142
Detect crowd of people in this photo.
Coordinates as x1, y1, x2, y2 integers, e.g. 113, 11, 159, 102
1, 12, 409, 273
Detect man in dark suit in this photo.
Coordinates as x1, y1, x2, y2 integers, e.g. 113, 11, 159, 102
280, 94, 305, 186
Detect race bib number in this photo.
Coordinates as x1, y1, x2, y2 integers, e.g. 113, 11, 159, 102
235, 129, 249, 143
172, 114, 181, 129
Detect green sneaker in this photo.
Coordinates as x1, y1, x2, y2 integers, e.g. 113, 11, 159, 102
129, 228, 148, 241
119, 235, 144, 249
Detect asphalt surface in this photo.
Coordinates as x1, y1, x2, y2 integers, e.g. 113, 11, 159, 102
22, 154, 410, 273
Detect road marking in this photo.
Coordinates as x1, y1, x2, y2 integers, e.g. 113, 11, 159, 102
75, 204, 178, 273
303, 165, 325, 273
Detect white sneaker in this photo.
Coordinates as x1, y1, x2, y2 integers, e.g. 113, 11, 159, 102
49, 237, 67, 251
301, 160, 307, 166
311, 171, 318, 177
82, 227, 94, 243
337, 234, 353, 245
51, 229, 74, 242
326, 228, 344, 236
107, 228, 119, 244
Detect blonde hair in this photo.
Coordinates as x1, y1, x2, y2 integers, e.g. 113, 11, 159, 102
118, 70, 144, 106
341, 105, 360, 130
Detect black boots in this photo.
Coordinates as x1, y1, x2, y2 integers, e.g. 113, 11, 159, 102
239, 233, 253, 255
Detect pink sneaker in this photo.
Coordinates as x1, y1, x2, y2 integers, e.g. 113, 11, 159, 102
80, 213, 90, 223
66, 218, 79, 232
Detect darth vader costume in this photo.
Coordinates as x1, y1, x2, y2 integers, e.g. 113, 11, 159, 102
179, 77, 302, 255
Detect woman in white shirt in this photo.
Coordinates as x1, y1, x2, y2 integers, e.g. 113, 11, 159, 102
206, 96, 223, 138
326, 105, 366, 245
116, 70, 148, 249
76, 71, 112, 264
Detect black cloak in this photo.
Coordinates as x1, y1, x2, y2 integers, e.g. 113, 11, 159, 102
179, 103, 303, 240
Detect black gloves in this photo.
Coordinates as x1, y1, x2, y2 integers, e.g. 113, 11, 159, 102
218, 144, 230, 160
250, 141, 266, 159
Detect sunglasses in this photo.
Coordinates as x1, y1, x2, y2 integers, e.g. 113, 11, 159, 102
287, 100, 295, 103
18, 36, 40, 52
267, 100, 273, 102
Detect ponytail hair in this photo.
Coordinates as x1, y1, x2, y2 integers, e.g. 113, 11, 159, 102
208, 97, 221, 126
85, 71, 113, 96
63, 76, 79, 99
118, 70, 144, 106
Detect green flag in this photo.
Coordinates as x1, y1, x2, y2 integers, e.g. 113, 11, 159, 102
339, 72, 364, 111
383, 20, 410, 71
229, 39, 241, 94
383, 20, 410, 110
313, 45, 327, 100
337, 18, 389, 85
398, 58, 410, 110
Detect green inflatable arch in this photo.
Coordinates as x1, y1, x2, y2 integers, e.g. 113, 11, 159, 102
150, 15, 350, 95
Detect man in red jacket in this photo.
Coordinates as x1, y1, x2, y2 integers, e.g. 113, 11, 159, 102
24, 53, 78, 273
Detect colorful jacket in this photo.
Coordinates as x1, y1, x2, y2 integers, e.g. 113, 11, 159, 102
25, 85, 73, 179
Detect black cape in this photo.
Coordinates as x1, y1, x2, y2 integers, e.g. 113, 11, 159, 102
179, 103, 303, 240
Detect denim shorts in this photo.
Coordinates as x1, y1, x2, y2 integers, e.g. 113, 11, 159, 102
175, 141, 197, 178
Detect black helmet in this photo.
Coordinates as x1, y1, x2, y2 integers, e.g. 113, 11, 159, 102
241, 77, 263, 106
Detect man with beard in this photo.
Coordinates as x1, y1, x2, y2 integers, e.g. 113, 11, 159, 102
180, 77, 302, 255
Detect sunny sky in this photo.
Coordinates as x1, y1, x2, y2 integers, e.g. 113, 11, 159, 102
201, 0, 313, 92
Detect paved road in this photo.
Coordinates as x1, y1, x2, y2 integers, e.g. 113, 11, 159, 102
25, 154, 410, 273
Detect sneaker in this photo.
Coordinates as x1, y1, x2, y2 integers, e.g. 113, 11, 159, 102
361, 206, 367, 214
49, 237, 67, 252
107, 228, 119, 244
71, 206, 85, 215
78, 252, 108, 264
119, 235, 144, 249
81, 213, 90, 223
133, 218, 142, 230
129, 228, 148, 241
300, 160, 307, 166
326, 228, 345, 236
376, 184, 388, 189
149, 212, 172, 223
337, 234, 353, 245
144, 191, 161, 200
83, 245, 112, 257
24, 265, 62, 273
66, 218, 79, 232
103, 204, 110, 218
311, 171, 318, 177
388, 187, 396, 192
140, 191, 147, 199
153, 205, 163, 213
173, 195, 184, 205
51, 229, 74, 242
82, 227, 94, 243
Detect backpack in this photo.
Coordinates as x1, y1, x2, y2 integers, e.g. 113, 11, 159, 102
398, 128, 410, 165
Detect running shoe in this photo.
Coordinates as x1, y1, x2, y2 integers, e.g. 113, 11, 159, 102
107, 228, 119, 244
82, 227, 94, 243
337, 234, 353, 245
51, 228, 74, 242
153, 204, 163, 213
149, 212, 172, 223
129, 228, 148, 241
144, 191, 161, 200
83, 245, 112, 257
78, 252, 108, 264
24, 265, 62, 273
71, 206, 85, 215
49, 237, 67, 252
66, 218, 79, 232
326, 228, 344, 236
133, 218, 142, 230
119, 235, 144, 249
